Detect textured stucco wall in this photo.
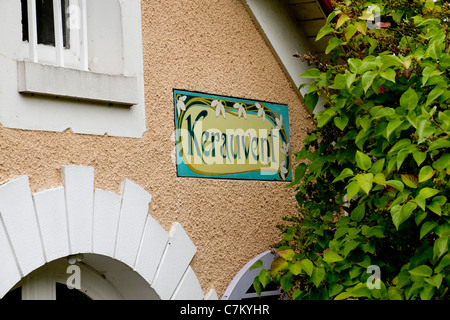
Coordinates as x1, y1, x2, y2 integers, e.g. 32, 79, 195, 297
0, 0, 314, 297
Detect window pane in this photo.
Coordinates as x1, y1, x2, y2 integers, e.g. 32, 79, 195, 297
21, 0, 29, 42
36, 0, 55, 46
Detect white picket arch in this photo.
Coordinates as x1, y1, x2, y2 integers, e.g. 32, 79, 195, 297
0, 165, 217, 300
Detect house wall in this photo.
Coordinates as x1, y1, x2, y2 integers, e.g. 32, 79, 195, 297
0, 0, 314, 297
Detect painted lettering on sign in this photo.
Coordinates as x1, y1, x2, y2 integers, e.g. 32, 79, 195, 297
174, 90, 291, 181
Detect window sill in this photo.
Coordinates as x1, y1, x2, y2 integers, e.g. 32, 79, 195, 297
17, 61, 138, 106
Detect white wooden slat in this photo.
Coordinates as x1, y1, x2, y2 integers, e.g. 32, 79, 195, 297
62, 165, 95, 255
0, 176, 45, 277
171, 266, 204, 300
205, 289, 219, 300
92, 188, 121, 257
33, 187, 70, 263
114, 179, 152, 268
0, 218, 22, 299
134, 215, 169, 285
27, 0, 38, 63
152, 222, 197, 300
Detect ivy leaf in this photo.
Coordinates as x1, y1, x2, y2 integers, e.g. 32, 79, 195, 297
270, 258, 289, 276
425, 85, 445, 106
385, 180, 404, 192
355, 150, 372, 170
425, 274, 443, 289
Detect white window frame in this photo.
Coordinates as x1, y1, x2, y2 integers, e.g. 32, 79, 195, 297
222, 250, 282, 300
22, 0, 88, 70
0, 0, 146, 138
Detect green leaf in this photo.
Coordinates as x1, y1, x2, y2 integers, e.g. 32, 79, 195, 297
270, 258, 288, 276
289, 261, 303, 276
391, 202, 417, 230
385, 180, 404, 192
426, 85, 445, 106
433, 153, 450, 170
408, 265, 433, 277
277, 249, 295, 261
333, 168, 354, 183
311, 267, 325, 287
250, 260, 263, 270
323, 250, 344, 263
419, 166, 435, 182
300, 68, 321, 79
300, 259, 314, 277
355, 151, 372, 170
420, 221, 437, 240
336, 14, 350, 29
351, 204, 366, 222
420, 284, 435, 300
380, 68, 396, 83
329, 283, 344, 297
400, 87, 419, 109
413, 150, 427, 167
259, 269, 270, 288
425, 273, 443, 289
334, 114, 349, 131
253, 277, 262, 297
316, 25, 335, 41
326, 37, 344, 54
347, 180, 360, 200
280, 273, 294, 292
386, 118, 404, 139
429, 138, 450, 151
356, 173, 373, 194
433, 237, 448, 260
362, 71, 378, 93
370, 158, 385, 174
419, 188, 440, 199
401, 174, 418, 188
304, 93, 319, 112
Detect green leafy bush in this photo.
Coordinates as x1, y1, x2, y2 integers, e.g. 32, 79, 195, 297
253, 0, 450, 300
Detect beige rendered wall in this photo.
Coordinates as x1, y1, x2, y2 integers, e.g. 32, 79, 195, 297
0, 0, 314, 297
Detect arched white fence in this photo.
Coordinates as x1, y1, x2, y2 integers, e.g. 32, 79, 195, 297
0, 165, 217, 300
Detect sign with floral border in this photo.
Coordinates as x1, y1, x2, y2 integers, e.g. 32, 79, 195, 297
174, 89, 292, 181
